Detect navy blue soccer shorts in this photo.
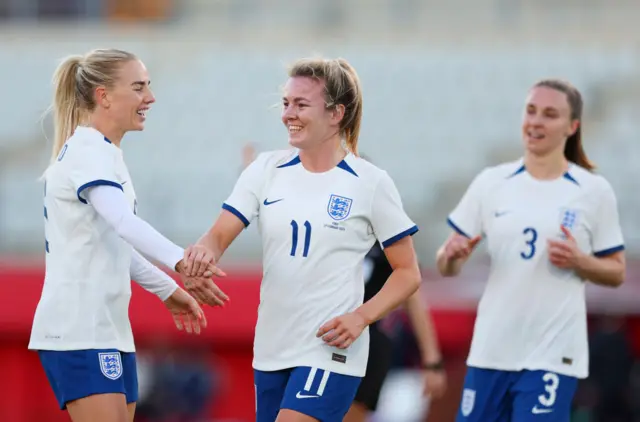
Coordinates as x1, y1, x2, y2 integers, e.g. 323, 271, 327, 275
254, 366, 362, 422
38, 349, 138, 410
456, 366, 578, 422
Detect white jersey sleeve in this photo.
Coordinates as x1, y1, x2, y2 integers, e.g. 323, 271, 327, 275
448, 169, 489, 238
67, 139, 123, 203
222, 152, 269, 227
591, 179, 625, 256
86, 185, 184, 269
130, 249, 179, 301
371, 171, 418, 248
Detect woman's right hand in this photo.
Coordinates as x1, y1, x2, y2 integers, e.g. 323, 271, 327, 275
442, 233, 482, 261
179, 245, 226, 278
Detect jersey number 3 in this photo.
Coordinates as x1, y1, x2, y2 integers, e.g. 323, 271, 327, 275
520, 227, 538, 260
290, 220, 312, 257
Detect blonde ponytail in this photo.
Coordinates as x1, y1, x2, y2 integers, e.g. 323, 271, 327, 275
50, 55, 83, 163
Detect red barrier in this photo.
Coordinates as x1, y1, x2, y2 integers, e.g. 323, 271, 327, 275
1, 262, 638, 421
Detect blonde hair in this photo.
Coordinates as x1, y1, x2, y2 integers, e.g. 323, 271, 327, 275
288, 57, 363, 155
49, 48, 137, 163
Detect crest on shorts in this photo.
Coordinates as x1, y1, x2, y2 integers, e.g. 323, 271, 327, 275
461, 388, 476, 417
98, 352, 123, 380
327, 194, 353, 221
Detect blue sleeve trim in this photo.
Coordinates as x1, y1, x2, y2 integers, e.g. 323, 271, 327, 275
447, 217, 471, 239
594, 245, 624, 257
381, 225, 419, 248
77, 180, 123, 204
222, 203, 250, 227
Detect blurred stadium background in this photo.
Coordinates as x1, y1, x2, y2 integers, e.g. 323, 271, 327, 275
1, 0, 639, 421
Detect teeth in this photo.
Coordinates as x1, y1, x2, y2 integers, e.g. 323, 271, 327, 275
137, 110, 146, 117
289, 125, 302, 133
527, 130, 544, 139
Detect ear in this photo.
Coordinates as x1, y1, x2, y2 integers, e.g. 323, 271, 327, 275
94, 86, 110, 109
330, 104, 346, 126
568, 119, 580, 137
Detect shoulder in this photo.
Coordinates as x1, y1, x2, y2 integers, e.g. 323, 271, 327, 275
466, 159, 523, 191
66, 127, 118, 160
249, 149, 299, 171
345, 155, 395, 192
567, 165, 617, 199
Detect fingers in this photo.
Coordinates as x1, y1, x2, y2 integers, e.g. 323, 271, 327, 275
206, 263, 227, 278
316, 318, 338, 338
182, 246, 195, 276
191, 249, 209, 277
173, 313, 184, 331
468, 235, 482, 249
184, 278, 230, 307
561, 225, 573, 240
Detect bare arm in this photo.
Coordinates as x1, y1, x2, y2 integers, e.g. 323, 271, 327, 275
436, 232, 481, 277
576, 251, 625, 287
196, 209, 246, 262
356, 236, 421, 325
404, 290, 442, 365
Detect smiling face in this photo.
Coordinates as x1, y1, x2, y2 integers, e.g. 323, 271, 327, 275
281, 76, 344, 150
96, 59, 155, 133
522, 85, 580, 158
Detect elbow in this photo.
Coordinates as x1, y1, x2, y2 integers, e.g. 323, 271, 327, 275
406, 266, 422, 296
611, 268, 626, 288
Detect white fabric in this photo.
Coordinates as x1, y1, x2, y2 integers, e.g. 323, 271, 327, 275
223, 150, 417, 377
130, 249, 178, 302
29, 126, 181, 353
448, 159, 624, 379
87, 185, 184, 270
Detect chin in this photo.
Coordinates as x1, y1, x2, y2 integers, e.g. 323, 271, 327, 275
288, 137, 305, 149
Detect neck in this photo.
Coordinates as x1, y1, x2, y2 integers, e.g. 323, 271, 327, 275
298, 135, 346, 173
523, 151, 569, 180
88, 114, 124, 147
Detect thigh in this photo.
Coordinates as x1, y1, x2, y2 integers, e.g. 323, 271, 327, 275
456, 366, 512, 422
38, 349, 129, 410
511, 370, 578, 422
280, 366, 361, 422
352, 327, 393, 412
255, 368, 292, 422
66, 393, 129, 422
120, 352, 139, 405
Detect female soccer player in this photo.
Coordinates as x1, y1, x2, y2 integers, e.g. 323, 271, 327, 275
184, 57, 422, 422
28, 48, 226, 422
437, 79, 626, 422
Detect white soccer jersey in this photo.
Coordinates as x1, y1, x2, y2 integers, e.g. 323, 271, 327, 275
448, 159, 624, 379
223, 150, 417, 377
29, 126, 138, 352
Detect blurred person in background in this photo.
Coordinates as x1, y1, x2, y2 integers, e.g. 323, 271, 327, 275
183, 56, 421, 422
28, 48, 226, 422
344, 157, 447, 422
436, 79, 626, 422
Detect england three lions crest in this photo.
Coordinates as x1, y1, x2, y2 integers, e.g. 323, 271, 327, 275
327, 194, 353, 221
98, 352, 123, 380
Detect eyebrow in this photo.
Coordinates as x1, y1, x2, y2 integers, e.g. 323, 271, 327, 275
282, 96, 310, 103
131, 80, 150, 87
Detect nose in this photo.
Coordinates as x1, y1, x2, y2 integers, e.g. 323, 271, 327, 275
526, 112, 544, 126
282, 103, 296, 121
145, 89, 156, 105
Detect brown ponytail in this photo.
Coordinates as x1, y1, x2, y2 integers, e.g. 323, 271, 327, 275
534, 79, 595, 171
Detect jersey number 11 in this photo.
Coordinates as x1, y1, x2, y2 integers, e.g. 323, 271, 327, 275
290, 220, 312, 257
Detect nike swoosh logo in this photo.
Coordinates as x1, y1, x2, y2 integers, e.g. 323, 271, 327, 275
295, 391, 319, 399
531, 406, 553, 414
121, 181, 128, 185
263, 198, 283, 206
494, 211, 509, 217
